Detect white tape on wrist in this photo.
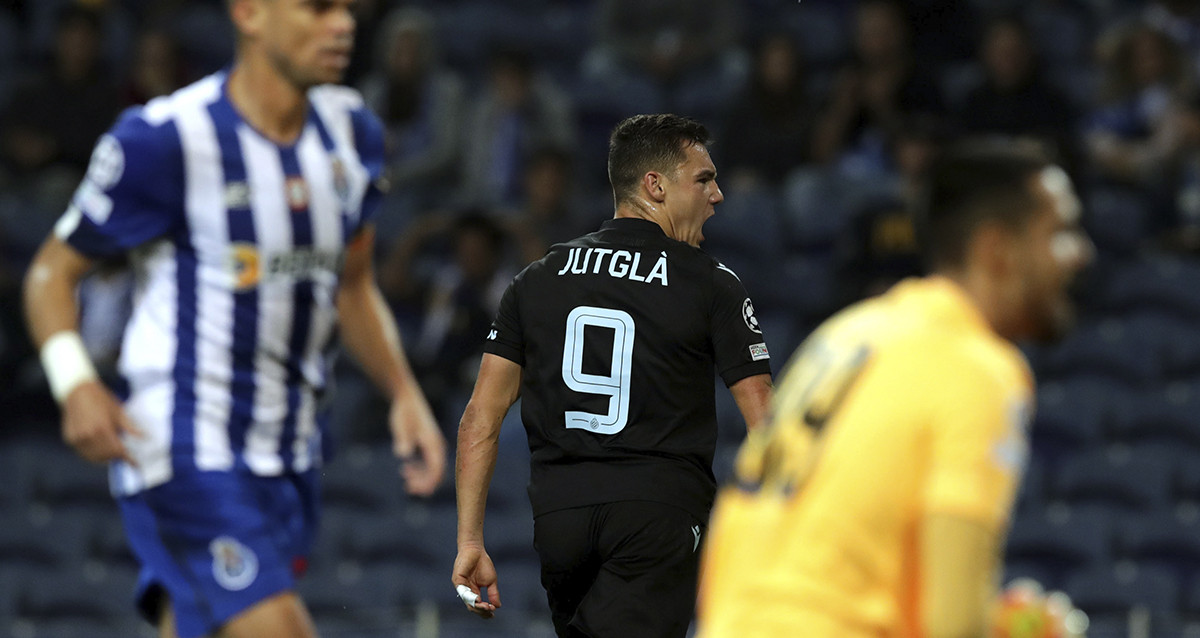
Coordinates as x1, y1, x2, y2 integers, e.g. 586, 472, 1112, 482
40, 331, 99, 403
456, 584, 480, 607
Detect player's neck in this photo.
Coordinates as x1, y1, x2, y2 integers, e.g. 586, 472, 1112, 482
614, 201, 701, 247
937, 269, 1022, 341
227, 56, 309, 145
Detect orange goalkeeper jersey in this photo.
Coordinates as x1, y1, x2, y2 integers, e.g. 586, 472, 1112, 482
697, 277, 1033, 638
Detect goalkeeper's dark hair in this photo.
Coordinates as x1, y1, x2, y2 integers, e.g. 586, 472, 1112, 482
607, 114, 711, 207
914, 139, 1052, 272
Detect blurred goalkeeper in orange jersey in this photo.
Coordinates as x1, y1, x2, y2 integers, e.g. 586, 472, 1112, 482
696, 142, 1093, 638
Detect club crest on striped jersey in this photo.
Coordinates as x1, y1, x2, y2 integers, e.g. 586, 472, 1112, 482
285, 176, 309, 211
331, 157, 350, 205
210, 536, 258, 591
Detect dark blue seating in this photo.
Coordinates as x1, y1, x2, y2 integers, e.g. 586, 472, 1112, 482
1052, 447, 1174, 511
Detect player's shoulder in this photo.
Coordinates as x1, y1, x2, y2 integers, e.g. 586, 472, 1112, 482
308, 83, 368, 114
107, 74, 225, 147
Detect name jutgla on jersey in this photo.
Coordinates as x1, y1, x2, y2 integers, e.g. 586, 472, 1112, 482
557, 248, 669, 286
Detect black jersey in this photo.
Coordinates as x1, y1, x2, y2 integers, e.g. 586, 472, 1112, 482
483, 218, 772, 521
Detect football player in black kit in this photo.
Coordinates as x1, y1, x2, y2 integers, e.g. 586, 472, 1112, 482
452, 114, 774, 638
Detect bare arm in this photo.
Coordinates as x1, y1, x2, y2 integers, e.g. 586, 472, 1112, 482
452, 352, 522, 617
921, 513, 1000, 638
337, 225, 446, 495
23, 236, 141, 464
729, 373, 772, 433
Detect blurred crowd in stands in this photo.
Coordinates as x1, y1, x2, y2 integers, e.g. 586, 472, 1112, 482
1, 0, 1197, 445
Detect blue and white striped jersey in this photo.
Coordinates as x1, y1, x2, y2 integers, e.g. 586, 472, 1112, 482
55, 72, 386, 495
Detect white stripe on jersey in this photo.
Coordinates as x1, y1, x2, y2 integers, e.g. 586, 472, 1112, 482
293, 127, 342, 471
177, 80, 235, 472
309, 88, 371, 224
239, 125, 289, 475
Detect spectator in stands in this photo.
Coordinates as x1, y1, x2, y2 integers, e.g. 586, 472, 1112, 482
583, 0, 746, 116
359, 7, 465, 234
501, 146, 594, 264
0, 4, 120, 263
957, 15, 1078, 172
1085, 21, 1200, 241
833, 114, 948, 307
459, 46, 575, 209
120, 28, 186, 107
720, 32, 814, 190
0, 5, 119, 178
378, 212, 518, 426
1145, 0, 1200, 82
811, 0, 944, 177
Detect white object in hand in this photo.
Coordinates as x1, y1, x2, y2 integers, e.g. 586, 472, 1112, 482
456, 584, 480, 607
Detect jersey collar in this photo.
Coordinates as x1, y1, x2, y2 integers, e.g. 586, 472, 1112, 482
600, 217, 667, 236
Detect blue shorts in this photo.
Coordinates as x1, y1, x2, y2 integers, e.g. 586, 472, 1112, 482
119, 469, 320, 638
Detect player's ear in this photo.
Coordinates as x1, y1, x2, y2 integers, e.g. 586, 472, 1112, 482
229, 0, 267, 39
973, 221, 1019, 279
643, 171, 667, 203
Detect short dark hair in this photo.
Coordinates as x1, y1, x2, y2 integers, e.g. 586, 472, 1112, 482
916, 139, 1052, 270
607, 114, 711, 206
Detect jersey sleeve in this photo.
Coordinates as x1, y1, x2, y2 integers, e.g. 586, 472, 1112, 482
710, 263, 772, 386
922, 349, 1031, 531
482, 272, 525, 366
55, 107, 183, 258
349, 105, 386, 229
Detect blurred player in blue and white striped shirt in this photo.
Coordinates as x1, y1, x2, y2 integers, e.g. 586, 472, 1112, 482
22, 1, 446, 637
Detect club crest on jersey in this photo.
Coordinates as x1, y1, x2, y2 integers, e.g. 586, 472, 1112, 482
742, 298, 761, 334
285, 177, 309, 211
210, 536, 258, 591
331, 157, 350, 205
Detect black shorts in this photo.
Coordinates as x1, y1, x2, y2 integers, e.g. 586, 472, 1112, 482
533, 500, 705, 638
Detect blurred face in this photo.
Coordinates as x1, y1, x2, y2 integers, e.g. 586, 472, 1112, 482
1130, 29, 1169, 88
983, 24, 1031, 90
1011, 167, 1093, 341
855, 3, 907, 63
759, 37, 798, 91
387, 29, 423, 79
56, 19, 101, 79
241, 0, 357, 88
662, 142, 723, 246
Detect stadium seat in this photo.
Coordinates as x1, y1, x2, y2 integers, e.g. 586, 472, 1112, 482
774, 1, 847, 66
485, 509, 537, 564
1117, 511, 1200, 589
1112, 382, 1200, 451
1030, 377, 1111, 460
1013, 459, 1047, 516
1065, 563, 1179, 620
15, 569, 128, 627
296, 564, 401, 633
1038, 318, 1159, 387
779, 167, 858, 250
1006, 504, 1113, 582
27, 448, 114, 512
701, 186, 784, 265
1082, 186, 1154, 258
320, 443, 401, 513
1051, 446, 1174, 511
1002, 560, 1061, 592
344, 503, 458, 569
1104, 255, 1200, 320
0, 514, 88, 569
1024, 2, 1094, 67
86, 515, 138, 571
